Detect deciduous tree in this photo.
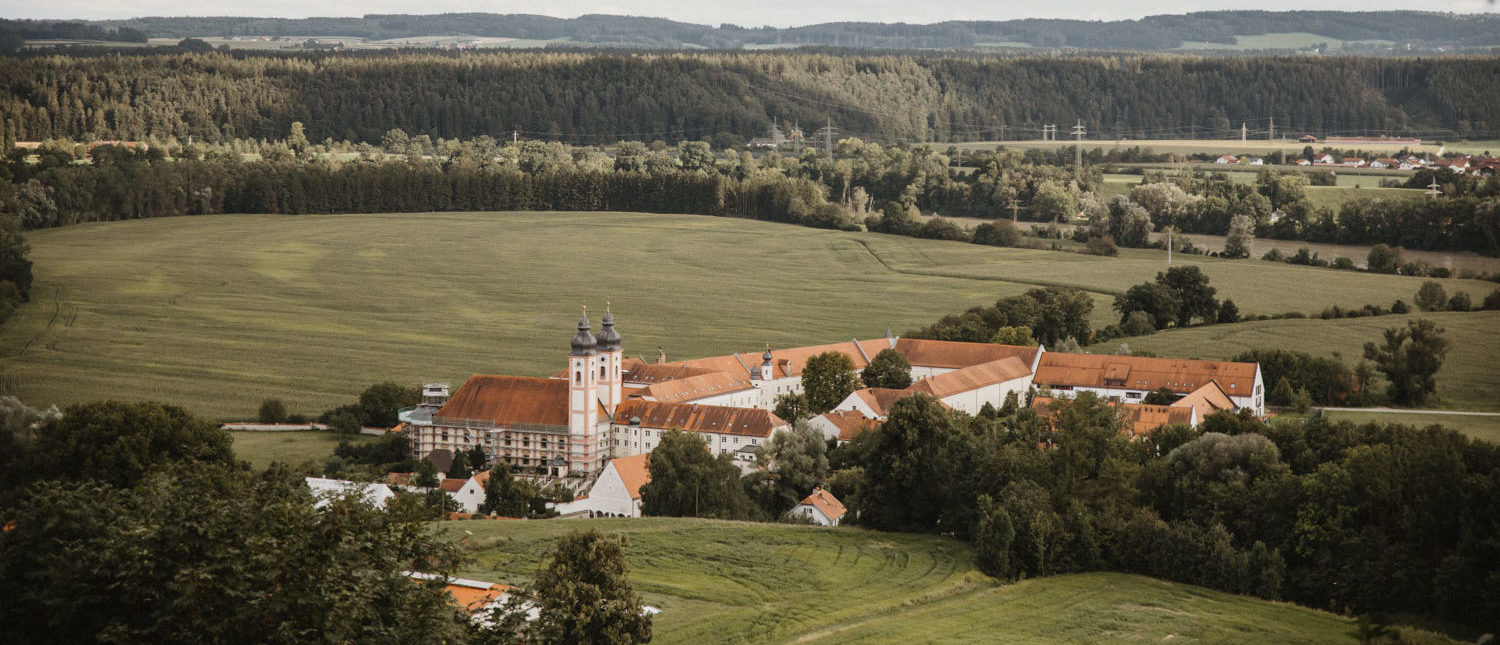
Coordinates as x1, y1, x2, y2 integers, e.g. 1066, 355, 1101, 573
802, 351, 860, 414
860, 348, 912, 389
1362, 319, 1450, 406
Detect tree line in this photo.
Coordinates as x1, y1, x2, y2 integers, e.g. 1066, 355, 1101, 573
3, 50, 1498, 144
76, 11, 1500, 51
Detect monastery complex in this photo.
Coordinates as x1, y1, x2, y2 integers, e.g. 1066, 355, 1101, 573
400, 308, 1265, 483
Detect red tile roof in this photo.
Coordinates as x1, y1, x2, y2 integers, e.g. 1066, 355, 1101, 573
676, 339, 892, 379
435, 374, 603, 428
849, 387, 918, 418
908, 356, 1031, 399
614, 400, 786, 438
444, 581, 510, 612
1035, 353, 1257, 396
438, 478, 467, 493
893, 338, 1041, 370
621, 362, 722, 384
632, 371, 755, 403
609, 453, 651, 500
1171, 381, 1236, 415
818, 410, 881, 442
799, 488, 847, 521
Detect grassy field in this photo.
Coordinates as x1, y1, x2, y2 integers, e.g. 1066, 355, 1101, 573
230, 430, 376, 470
1118, 311, 1500, 412
1, 211, 1491, 420
443, 517, 1393, 644
1320, 410, 1500, 444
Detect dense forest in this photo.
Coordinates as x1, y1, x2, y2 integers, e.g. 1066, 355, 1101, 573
2, 51, 1498, 144
71, 11, 1500, 51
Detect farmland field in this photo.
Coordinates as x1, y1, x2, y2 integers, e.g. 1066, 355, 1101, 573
954, 138, 1449, 156
444, 517, 1410, 644
229, 430, 376, 470
1, 211, 1491, 419
1118, 311, 1500, 412
1320, 410, 1500, 445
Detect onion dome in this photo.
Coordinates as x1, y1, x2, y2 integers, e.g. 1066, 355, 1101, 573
571, 307, 597, 355
596, 304, 622, 351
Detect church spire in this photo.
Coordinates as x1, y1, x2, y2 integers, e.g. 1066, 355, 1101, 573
596, 301, 622, 351
570, 306, 596, 355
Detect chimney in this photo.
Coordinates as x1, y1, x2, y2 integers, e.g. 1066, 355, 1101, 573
657, 346, 666, 364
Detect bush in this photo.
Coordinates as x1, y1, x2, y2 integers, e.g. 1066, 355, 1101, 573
1414, 281, 1448, 312
972, 221, 1021, 247
327, 411, 362, 434
1484, 288, 1500, 310
1120, 311, 1157, 337
257, 399, 288, 424
1261, 248, 1285, 262
1084, 236, 1119, 256
1391, 299, 1410, 314
1447, 292, 1471, 312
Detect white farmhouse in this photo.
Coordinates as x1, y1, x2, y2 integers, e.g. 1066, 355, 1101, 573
793, 488, 847, 526
555, 453, 651, 518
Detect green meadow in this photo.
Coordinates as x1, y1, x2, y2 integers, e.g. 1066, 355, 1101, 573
440, 517, 1426, 644
1, 211, 1491, 419
1118, 311, 1500, 413
229, 430, 378, 471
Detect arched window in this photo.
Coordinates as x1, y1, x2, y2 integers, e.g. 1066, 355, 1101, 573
575, 370, 581, 385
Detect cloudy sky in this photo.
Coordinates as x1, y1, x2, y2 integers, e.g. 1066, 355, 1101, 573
10, 1, 1496, 27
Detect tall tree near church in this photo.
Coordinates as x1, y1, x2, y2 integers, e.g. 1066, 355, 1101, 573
639, 429, 753, 519
861, 348, 912, 389
751, 422, 830, 517
802, 351, 861, 414
856, 394, 957, 532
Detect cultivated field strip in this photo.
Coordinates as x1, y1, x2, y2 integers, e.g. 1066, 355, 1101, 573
2, 211, 1492, 420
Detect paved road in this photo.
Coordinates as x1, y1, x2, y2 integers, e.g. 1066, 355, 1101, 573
1321, 407, 1500, 417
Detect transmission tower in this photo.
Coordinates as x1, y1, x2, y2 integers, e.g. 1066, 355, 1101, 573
816, 117, 836, 159
1071, 120, 1087, 169
1427, 179, 1442, 199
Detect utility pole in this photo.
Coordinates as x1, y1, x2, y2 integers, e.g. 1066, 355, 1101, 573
1427, 179, 1442, 199
1071, 119, 1087, 170
1010, 199, 1021, 224
1165, 226, 1175, 265
1241, 122, 1248, 142
512, 128, 518, 144
824, 116, 833, 159
1269, 116, 1275, 141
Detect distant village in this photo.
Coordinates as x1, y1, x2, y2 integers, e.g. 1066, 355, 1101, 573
306, 308, 1264, 532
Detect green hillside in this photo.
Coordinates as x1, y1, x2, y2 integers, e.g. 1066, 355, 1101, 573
442, 517, 1398, 644
1, 211, 1492, 420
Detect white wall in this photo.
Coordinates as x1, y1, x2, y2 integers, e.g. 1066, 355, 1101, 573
795, 503, 839, 526
577, 461, 641, 518
450, 478, 486, 513
932, 374, 1033, 415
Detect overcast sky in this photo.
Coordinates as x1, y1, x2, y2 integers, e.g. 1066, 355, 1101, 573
9, 1, 1496, 28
